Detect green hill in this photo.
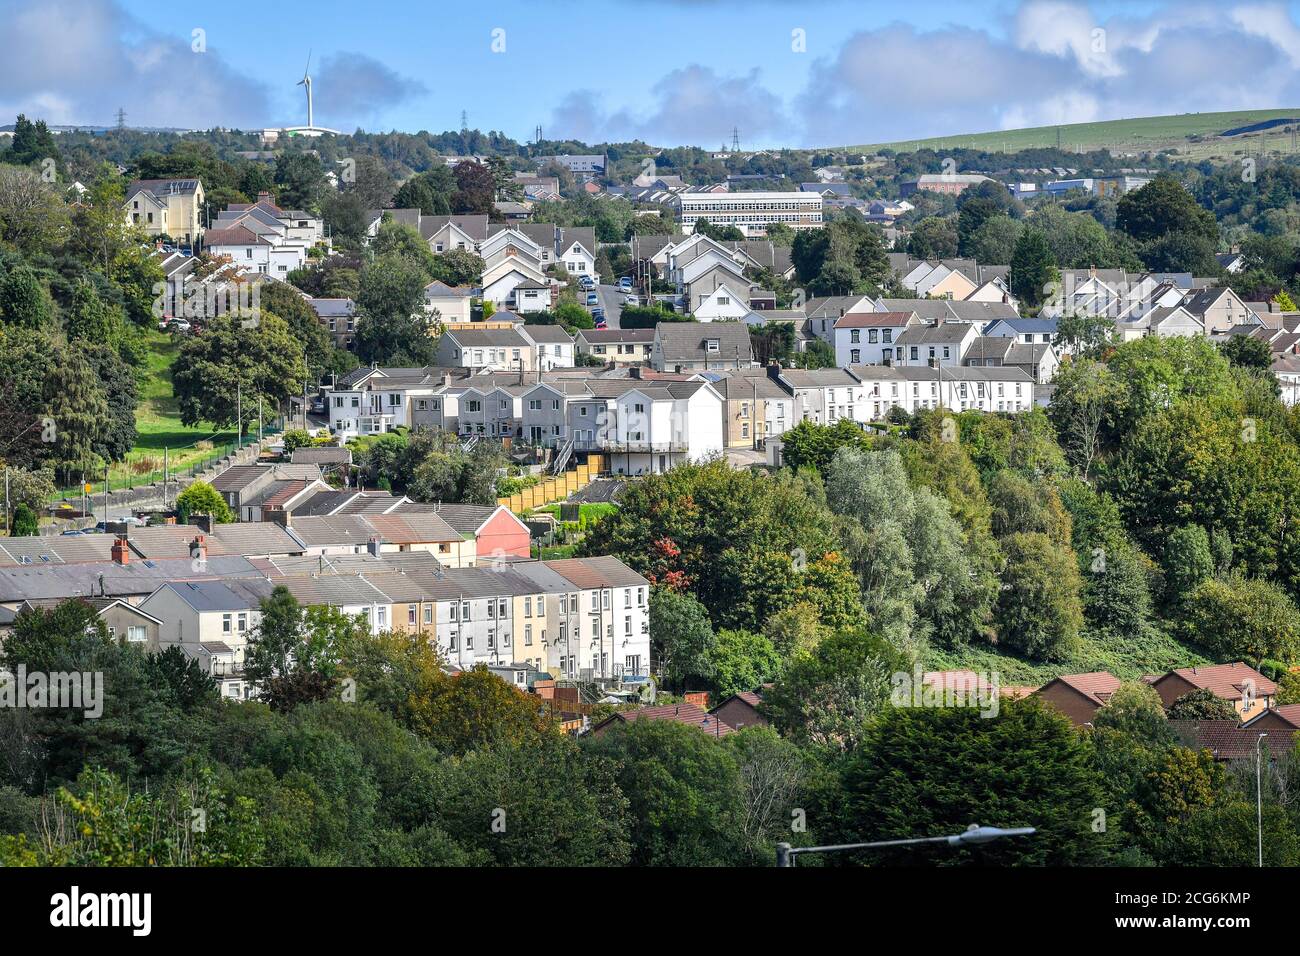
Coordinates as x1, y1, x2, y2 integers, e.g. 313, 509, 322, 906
850, 108, 1300, 160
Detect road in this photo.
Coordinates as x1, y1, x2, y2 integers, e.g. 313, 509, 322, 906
595, 284, 626, 329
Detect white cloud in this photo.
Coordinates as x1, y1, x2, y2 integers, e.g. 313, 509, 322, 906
0, 0, 272, 129
311, 53, 428, 130
549, 65, 788, 146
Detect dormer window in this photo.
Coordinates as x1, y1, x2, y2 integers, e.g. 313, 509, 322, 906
706, 339, 720, 352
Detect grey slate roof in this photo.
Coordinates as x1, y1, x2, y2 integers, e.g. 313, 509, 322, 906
654, 322, 753, 363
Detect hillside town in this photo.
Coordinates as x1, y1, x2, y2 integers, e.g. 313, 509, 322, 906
6, 6, 1300, 915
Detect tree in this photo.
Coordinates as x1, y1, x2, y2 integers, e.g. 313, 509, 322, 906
995, 532, 1084, 660
777, 418, 871, 473
429, 249, 483, 287
5, 115, 59, 168
432, 736, 629, 866
64, 281, 115, 343
827, 446, 996, 649
833, 697, 1109, 865
0, 165, 68, 253
1091, 681, 1175, 745
452, 161, 495, 215
987, 470, 1072, 547
353, 256, 438, 366
650, 588, 716, 692
245, 588, 360, 711
1116, 173, 1218, 245
762, 628, 907, 753
1009, 228, 1058, 310
966, 215, 1023, 265
907, 216, 958, 259
1218, 335, 1273, 372
1082, 541, 1152, 636
1179, 572, 1300, 664
580, 460, 850, 633
1046, 357, 1122, 479
174, 480, 233, 523
257, 281, 335, 371
1166, 688, 1238, 720
172, 315, 308, 433
709, 629, 781, 700
43, 349, 108, 477
408, 666, 555, 756
956, 197, 998, 256
10, 503, 37, 536
0, 264, 52, 328
581, 719, 752, 866
1162, 525, 1215, 604
273, 152, 329, 214
1053, 313, 1117, 358
82, 343, 138, 463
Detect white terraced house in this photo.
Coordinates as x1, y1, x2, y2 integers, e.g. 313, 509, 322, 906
849, 365, 1036, 417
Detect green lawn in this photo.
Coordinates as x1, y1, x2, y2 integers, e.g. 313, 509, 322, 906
53, 329, 244, 499
849, 108, 1300, 160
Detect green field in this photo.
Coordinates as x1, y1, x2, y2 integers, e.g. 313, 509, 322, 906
850, 108, 1300, 160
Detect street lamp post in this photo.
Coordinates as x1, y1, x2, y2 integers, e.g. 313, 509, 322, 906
1257, 732, 1269, 868
775, 824, 1036, 867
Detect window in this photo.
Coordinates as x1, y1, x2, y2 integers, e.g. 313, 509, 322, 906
222, 614, 232, 633
408, 605, 417, 626
127, 625, 147, 643
423, 605, 433, 625
525, 624, 532, 645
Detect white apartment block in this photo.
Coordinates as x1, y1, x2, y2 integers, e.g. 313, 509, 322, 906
675, 191, 823, 238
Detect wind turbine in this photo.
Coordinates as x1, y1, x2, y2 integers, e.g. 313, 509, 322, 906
297, 51, 314, 129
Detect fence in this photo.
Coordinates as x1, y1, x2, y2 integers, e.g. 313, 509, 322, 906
50, 420, 286, 507
498, 454, 606, 512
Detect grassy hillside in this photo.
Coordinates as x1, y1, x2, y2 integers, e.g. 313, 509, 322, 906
849, 108, 1300, 161
926, 627, 1212, 686
52, 329, 240, 500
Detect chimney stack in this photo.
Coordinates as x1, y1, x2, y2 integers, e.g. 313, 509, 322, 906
190, 534, 208, 565
368, 535, 383, 557
111, 535, 130, 565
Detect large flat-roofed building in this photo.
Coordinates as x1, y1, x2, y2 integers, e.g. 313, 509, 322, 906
675, 191, 823, 237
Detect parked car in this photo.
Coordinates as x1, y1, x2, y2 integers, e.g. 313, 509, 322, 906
585, 292, 599, 306
623, 294, 640, 306
617, 277, 633, 291
578, 275, 596, 290
595, 319, 608, 330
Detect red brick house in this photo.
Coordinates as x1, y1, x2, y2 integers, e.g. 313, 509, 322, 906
1031, 671, 1121, 726
709, 690, 769, 731
1146, 663, 1277, 720
588, 703, 735, 738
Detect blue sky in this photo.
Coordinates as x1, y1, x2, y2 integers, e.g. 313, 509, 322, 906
3, 0, 1299, 147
